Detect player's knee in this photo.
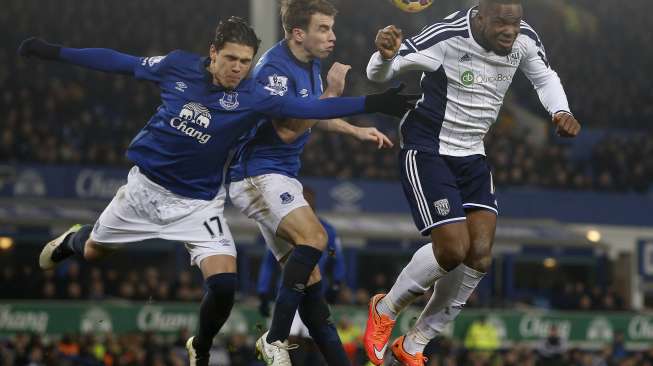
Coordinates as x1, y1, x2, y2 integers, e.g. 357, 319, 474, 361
83, 241, 103, 261
298, 225, 328, 251
307, 266, 322, 286
431, 232, 469, 271
466, 241, 493, 272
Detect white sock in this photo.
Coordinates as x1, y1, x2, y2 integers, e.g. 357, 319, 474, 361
403, 328, 431, 356
404, 264, 485, 354
376, 243, 448, 320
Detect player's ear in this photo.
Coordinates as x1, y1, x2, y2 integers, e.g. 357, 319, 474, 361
209, 44, 218, 60
292, 28, 306, 43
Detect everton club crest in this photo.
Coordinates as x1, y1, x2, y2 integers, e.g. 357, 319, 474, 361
219, 91, 239, 110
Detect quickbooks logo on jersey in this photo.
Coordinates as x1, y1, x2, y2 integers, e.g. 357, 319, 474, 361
461, 70, 513, 87
461, 71, 475, 86
169, 102, 212, 144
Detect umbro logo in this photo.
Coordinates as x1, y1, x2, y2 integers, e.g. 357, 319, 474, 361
175, 82, 187, 92
460, 53, 471, 62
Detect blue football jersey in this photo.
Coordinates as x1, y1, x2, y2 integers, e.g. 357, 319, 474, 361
125, 50, 363, 200
229, 41, 324, 182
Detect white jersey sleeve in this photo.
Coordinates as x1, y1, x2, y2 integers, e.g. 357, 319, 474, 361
519, 24, 572, 116
366, 36, 446, 82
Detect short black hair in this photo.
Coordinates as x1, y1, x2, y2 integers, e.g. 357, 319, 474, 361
479, 0, 522, 13
280, 0, 337, 36
480, 0, 522, 4
212, 16, 261, 55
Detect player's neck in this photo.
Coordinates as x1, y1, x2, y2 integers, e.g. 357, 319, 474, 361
470, 16, 492, 51
287, 40, 313, 63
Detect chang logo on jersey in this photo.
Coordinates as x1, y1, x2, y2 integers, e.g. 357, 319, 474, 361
460, 70, 513, 87
169, 102, 212, 144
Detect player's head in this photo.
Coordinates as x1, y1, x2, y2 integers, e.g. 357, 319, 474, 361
281, 0, 338, 59
475, 0, 522, 56
209, 17, 261, 89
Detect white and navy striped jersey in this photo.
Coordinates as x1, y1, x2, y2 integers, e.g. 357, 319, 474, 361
367, 7, 571, 156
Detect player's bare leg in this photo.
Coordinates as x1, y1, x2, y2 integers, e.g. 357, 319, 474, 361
187, 254, 237, 366
401, 210, 496, 357
258, 205, 349, 366
365, 222, 469, 365
39, 224, 116, 270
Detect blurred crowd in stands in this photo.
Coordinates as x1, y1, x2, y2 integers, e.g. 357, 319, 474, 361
0, 259, 629, 312
1, 0, 651, 193
3, 328, 653, 366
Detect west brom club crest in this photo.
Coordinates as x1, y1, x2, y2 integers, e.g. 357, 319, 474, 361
219, 91, 239, 110
434, 198, 450, 216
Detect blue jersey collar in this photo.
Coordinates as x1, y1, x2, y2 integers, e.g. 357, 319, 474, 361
281, 40, 315, 71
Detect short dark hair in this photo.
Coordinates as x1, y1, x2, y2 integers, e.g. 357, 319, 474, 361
280, 0, 337, 36
212, 16, 261, 55
480, 0, 522, 7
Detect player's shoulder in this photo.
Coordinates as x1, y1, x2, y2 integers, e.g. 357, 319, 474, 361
142, 49, 202, 71
518, 20, 544, 47
405, 8, 470, 51
254, 43, 292, 74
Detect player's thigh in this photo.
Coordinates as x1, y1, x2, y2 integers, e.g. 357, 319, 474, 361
229, 174, 313, 242
276, 205, 326, 248
258, 222, 294, 263
399, 149, 467, 236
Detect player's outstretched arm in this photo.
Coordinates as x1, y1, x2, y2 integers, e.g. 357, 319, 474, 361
518, 30, 580, 138
316, 119, 393, 149
367, 25, 442, 83
18, 37, 139, 75
270, 62, 355, 143
258, 83, 417, 120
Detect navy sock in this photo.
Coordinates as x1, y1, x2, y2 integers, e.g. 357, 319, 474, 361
267, 245, 322, 343
299, 281, 350, 366
193, 273, 237, 353
65, 225, 92, 257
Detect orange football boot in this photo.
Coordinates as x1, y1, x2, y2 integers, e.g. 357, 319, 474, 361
364, 293, 396, 365
388, 335, 427, 366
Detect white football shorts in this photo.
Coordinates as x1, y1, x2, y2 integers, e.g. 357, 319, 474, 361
91, 166, 236, 266
228, 173, 308, 260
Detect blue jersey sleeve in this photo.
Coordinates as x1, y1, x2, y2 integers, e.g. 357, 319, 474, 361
252, 83, 366, 119
256, 249, 280, 296
254, 62, 296, 95
133, 51, 178, 82
59, 48, 139, 75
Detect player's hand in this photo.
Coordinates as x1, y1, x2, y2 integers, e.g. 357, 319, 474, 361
552, 112, 581, 138
324, 62, 352, 97
353, 126, 394, 149
364, 83, 420, 118
17, 37, 61, 60
375, 25, 403, 60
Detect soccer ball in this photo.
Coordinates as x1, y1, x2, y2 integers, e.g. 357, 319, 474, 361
391, 0, 433, 13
